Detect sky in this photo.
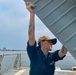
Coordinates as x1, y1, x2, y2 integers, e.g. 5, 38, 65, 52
0, 0, 62, 50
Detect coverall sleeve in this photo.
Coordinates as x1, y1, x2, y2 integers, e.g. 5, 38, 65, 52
52, 50, 65, 62
27, 41, 37, 62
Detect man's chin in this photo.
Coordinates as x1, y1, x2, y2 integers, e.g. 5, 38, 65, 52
50, 47, 52, 49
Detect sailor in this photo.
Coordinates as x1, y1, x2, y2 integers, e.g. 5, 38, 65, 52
25, 2, 67, 75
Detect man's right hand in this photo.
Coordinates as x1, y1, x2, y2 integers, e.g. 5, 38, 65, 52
25, 2, 35, 46
25, 2, 35, 13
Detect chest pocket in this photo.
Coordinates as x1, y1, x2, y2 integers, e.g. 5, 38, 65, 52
47, 53, 55, 66
47, 53, 55, 75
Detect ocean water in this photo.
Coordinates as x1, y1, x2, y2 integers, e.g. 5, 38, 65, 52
0, 50, 76, 74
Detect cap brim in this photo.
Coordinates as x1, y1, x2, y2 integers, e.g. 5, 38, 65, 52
50, 38, 57, 45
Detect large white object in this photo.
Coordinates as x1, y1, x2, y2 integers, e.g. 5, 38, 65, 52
24, 0, 76, 59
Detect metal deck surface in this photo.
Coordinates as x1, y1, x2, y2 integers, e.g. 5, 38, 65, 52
2, 68, 76, 75
24, 0, 76, 59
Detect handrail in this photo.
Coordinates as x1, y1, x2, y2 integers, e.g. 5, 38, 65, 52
1, 53, 26, 56
0, 52, 28, 74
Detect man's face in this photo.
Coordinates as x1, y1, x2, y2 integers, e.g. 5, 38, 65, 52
41, 40, 53, 51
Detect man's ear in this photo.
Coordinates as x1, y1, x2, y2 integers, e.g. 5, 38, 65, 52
40, 41, 44, 46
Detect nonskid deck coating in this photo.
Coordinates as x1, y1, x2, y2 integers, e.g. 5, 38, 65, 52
2, 68, 76, 75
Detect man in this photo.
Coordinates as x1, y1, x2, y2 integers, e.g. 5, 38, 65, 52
25, 2, 67, 75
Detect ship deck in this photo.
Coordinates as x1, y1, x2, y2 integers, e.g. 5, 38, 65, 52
2, 67, 76, 75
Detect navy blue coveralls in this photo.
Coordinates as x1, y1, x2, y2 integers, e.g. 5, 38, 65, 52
27, 41, 65, 75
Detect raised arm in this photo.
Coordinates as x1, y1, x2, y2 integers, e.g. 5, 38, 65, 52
25, 2, 35, 45
58, 46, 67, 57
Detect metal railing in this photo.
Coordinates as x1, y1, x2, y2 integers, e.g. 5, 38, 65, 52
0, 52, 30, 74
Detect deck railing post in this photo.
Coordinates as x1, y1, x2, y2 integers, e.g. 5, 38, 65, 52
19, 53, 21, 67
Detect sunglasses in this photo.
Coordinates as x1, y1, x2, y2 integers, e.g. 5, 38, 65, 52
42, 40, 52, 43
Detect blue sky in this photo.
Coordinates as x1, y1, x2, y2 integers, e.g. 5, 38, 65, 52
0, 0, 62, 50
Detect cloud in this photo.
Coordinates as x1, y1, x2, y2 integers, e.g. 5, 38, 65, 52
0, 0, 29, 49
0, 0, 61, 50
0, 0, 29, 32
